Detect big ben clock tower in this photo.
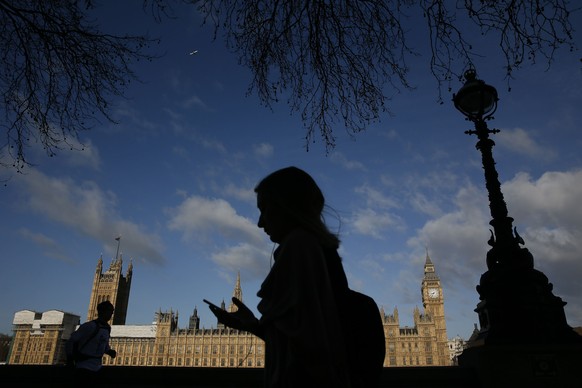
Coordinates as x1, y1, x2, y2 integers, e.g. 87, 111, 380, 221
421, 251, 448, 365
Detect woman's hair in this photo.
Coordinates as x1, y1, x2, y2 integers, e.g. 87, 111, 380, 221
254, 166, 340, 249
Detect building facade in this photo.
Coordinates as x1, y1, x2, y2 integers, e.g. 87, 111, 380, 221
103, 310, 265, 368
8, 310, 80, 365
87, 255, 132, 325
448, 335, 468, 365
380, 253, 449, 367
9, 253, 451, 367
103, 272, 266, 368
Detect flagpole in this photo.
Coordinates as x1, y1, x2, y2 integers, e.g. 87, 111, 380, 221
115, 236, 121, 261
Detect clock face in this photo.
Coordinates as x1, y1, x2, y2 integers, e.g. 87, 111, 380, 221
428, 288, 439, 298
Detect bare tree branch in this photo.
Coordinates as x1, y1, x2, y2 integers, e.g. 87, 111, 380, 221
0, 0, 576, 168
195, 0, 577, 151
0, 0, 159, 173
198, 0, 417, 150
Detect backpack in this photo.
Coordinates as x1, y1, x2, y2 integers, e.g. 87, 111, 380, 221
324, 247, 385, 387
72, 320, 110, 362
342, 289, 386, 388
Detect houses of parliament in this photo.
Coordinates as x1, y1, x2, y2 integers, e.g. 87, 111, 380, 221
8, 253, 451, 367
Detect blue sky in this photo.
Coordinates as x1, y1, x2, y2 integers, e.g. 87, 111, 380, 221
1, 2, 581, 340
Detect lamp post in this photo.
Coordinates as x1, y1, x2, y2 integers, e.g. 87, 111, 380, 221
452, 69, 581, 346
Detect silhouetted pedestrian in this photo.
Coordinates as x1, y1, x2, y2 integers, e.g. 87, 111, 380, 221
65, 300, 117, 387
208, 166, 384, 387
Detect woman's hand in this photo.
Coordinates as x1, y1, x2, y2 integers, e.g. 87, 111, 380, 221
207, 297, 260, 334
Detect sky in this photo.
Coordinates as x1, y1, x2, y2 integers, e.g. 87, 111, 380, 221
1, 2, 581, 340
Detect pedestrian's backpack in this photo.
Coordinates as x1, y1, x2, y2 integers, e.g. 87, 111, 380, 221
343, 289, 386, 388
72, 320, 110, 362
325, 247, 385, 387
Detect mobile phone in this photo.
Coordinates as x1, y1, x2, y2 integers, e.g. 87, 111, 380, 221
203, 299, 219, 309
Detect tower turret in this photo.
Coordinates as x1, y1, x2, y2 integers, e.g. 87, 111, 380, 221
86, 240, 133, 324
228, 272, 243, 313
420, 250, 448, 365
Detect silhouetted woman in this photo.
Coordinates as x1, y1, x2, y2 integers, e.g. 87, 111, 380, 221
208, 166, 372, 387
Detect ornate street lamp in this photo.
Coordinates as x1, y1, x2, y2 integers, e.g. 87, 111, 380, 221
452, 69, 581, 346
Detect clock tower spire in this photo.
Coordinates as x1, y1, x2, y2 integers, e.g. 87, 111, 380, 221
421, 250, 448, 365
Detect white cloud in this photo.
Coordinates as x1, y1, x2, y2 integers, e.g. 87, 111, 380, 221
167, 195, 272, 282
408, 183, 490, 287
351, 208, 405, 238
18, 228, 74, 264
408, 170, 582, 329
182, 94, 212, 111
113, 102, 157, 132
222, 183, 256, 204
253, 143, 274, 158
349, 183, 404, 238
211, 242, 271, 280
355, 184, 399, 209
0, 135, 101, 173
330, 152, 366, 171
61, 138, 101, 170
167, 195, 264, 245
409, 192, 442, 217
200, 138, 227, 153
14, 169, 165, 265
497, 127, 556, 160
503, 170, 582, 230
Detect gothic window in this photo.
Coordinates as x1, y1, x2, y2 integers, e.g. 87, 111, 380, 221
426, 356, 433, 365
